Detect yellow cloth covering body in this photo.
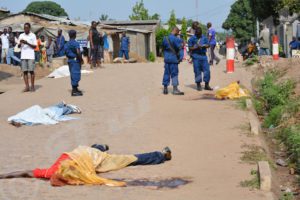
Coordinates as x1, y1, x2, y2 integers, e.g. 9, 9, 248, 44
56, 146, 137, 186
215, 82, 249, 100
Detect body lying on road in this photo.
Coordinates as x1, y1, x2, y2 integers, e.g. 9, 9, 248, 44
0, 145, 172, 187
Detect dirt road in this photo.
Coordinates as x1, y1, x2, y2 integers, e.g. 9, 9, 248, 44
0, 60, 269, 199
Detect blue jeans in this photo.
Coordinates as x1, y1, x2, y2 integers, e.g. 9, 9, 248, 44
7, 48, 21, 65
13, 52, 21, 65
130, 151, 165, 166
68, 61, 81, 88
48, 102, 74, 116
193, 58, 210, 83
162, 63, 179, 86
57, 49, 65, 57
35, 51, 40, 63
259, 48, 270, 56
119, 50, 129, 60
209, 44, 220, 64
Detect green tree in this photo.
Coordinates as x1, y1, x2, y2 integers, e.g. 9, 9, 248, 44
129, 0, 160, 20
168, 10, 177, 32
129, 0, 149, 20
155, 27, 169, 56
222, 0, 255, 40
252, 0, 300, 23
181, 17, 187, 41
151, 13, 160, 20
99, 14, 109, 21
24, 1, 68, 17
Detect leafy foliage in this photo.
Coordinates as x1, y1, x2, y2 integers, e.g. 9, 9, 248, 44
168, 10, 177, 32
99, 14, 109, 21
181, 17, 187, 41
244, 56, 259, 66
279, 192, 294, 200
252, 0, 300, 24
24, 1, 68, 17
129, 0, 160, 20
263, 105, 284, 128
240, 170, 260, 189
156, 27, 169, 55
257, 70, 296, 111
148, 52, 155, 62
222, 0, 256, 40
280, 125, 300, 167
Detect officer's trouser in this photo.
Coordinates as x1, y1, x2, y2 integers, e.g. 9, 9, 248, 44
162, 63, 179, 87
119, 50, 129, 60
193, 57, 210, 83
68, 61, 81, 88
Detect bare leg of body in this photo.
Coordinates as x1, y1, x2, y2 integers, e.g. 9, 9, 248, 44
0, 170, 34, 179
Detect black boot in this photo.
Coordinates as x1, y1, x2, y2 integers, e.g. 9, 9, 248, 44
163, 86, 168, 95
204, 82, 213, 91
72, 87, 83, 96
196, 82, 202, 91
172, 86, 184, 95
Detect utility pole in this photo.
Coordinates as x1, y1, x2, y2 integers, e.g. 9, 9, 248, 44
196, 0, 199, 21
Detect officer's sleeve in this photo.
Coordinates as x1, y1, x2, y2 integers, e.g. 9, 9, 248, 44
74, 41, 80, 50
174, 38, 182, 51
127, 37, 130, 44
188, 37, 194, 48
203, 37, 209, 45
63, 43, 68, 53
162, 37, 168, 49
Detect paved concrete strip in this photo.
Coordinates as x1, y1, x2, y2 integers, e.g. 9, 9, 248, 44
246, 99, 262, 135
258, 161, 272, 192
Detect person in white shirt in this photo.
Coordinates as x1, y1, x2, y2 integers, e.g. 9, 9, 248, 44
14, 32, 21, 65
0, 28, 9, 64
19, 23, 37, 92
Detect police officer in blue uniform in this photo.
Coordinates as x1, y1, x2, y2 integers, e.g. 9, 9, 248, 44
188, 27, 213, 91
64, 30, 83, 96
162, 26, 184, 95
119, 31, 130, 60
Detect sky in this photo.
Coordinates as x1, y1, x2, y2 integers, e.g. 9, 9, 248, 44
0, 0, 235, 31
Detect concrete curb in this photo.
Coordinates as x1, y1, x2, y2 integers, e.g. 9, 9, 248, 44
258, 161, 272, 192
246, 99, 262, 135
265, 192, 276, 200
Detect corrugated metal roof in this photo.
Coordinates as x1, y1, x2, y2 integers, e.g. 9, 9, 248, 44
0, 8, 10, 13
101, 20, 159, 25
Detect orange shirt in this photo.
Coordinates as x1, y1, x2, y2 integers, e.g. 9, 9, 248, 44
34, 39, 41, 51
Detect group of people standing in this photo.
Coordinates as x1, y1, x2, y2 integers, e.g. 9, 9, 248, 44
258, 24, 300, 57
0, 27, 67, 67
88, 21, 130, 68
162, 22, 218, 95
0, 27, 21, 65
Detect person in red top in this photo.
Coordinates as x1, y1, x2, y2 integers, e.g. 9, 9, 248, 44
34, 36, 41, 63
0, 145, 171, 181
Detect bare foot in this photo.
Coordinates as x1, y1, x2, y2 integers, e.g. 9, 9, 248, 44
11, 121, 22, 127
31, 87, 36, 92
23, 88, 30, 92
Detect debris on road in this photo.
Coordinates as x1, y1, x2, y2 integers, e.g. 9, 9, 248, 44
276, 159, 288, 167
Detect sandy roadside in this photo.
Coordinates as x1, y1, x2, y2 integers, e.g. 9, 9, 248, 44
0, 60, 269, 200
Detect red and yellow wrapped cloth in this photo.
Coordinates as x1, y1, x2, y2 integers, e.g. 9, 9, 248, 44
215, 82, 249, 100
